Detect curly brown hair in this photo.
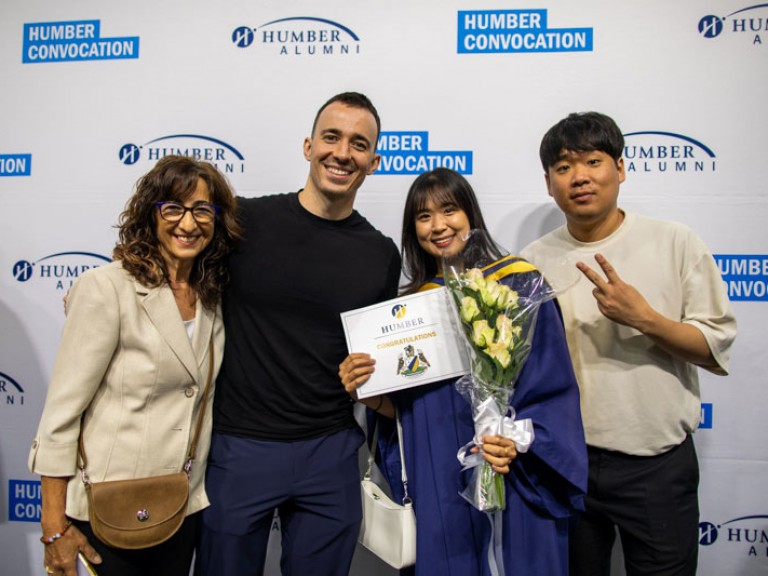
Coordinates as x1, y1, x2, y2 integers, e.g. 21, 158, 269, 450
113, 155, 242, 309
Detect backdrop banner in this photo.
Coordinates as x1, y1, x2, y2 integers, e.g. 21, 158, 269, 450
2, 1, 766, 575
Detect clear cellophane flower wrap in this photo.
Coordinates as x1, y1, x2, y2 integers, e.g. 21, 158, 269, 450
443, 230, 558, 513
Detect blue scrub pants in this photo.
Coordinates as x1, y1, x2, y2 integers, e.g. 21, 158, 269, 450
195, 427, 365, 576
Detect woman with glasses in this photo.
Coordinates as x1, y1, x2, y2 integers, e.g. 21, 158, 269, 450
28, 155, 241, 576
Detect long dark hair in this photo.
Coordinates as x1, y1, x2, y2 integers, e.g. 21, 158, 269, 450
400, 168, 503, 294
113, 155, 242, 309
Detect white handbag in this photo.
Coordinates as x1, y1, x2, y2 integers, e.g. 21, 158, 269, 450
359, 408, 417, 569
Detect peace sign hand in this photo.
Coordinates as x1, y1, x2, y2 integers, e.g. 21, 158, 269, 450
576, 253, 656, 330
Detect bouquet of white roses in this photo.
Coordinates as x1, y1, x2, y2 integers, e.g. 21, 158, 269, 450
444, 231, 557, 513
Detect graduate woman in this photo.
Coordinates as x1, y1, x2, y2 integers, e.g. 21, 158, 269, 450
339, 168, 587, 575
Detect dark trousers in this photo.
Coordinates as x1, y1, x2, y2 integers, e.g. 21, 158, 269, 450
73, 513, 197, 576
195, 427, 365, 576
570, 435, 700, 576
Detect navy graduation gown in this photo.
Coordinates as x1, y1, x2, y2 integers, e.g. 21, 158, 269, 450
377, 257, 587, 575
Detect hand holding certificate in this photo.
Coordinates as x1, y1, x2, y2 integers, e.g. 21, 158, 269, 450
341, 287, 469, 399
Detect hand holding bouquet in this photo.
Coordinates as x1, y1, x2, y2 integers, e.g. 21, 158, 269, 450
444, 231, 556, 512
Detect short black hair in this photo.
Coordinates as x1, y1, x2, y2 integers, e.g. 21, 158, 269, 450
311, 92, 381, 143
539, 112, 624, 171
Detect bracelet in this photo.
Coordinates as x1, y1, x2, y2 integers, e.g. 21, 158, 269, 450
40, 520, 72, 545
370, 396, 384, 412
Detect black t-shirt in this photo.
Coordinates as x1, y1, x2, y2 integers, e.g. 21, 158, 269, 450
213, 192, 401, 441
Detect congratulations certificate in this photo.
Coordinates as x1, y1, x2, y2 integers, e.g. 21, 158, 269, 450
341, 287, 469, 399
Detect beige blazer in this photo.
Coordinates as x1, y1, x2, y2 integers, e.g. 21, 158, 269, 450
28, 261, 224, 520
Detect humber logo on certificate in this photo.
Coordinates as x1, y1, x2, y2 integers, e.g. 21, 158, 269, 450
341, 288, 469, 399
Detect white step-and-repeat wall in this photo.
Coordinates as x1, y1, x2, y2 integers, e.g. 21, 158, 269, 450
2, 1, 766, 574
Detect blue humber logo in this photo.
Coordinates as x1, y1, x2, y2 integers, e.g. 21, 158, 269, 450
698, 4, 768, 39
117, 135, 246, 175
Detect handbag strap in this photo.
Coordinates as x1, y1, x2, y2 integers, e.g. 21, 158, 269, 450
365, 407, 412, 504
79, 335, 215, 482
185, 337, 215, 468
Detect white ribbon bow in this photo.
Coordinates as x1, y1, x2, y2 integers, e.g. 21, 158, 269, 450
457, 396, 535, 470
